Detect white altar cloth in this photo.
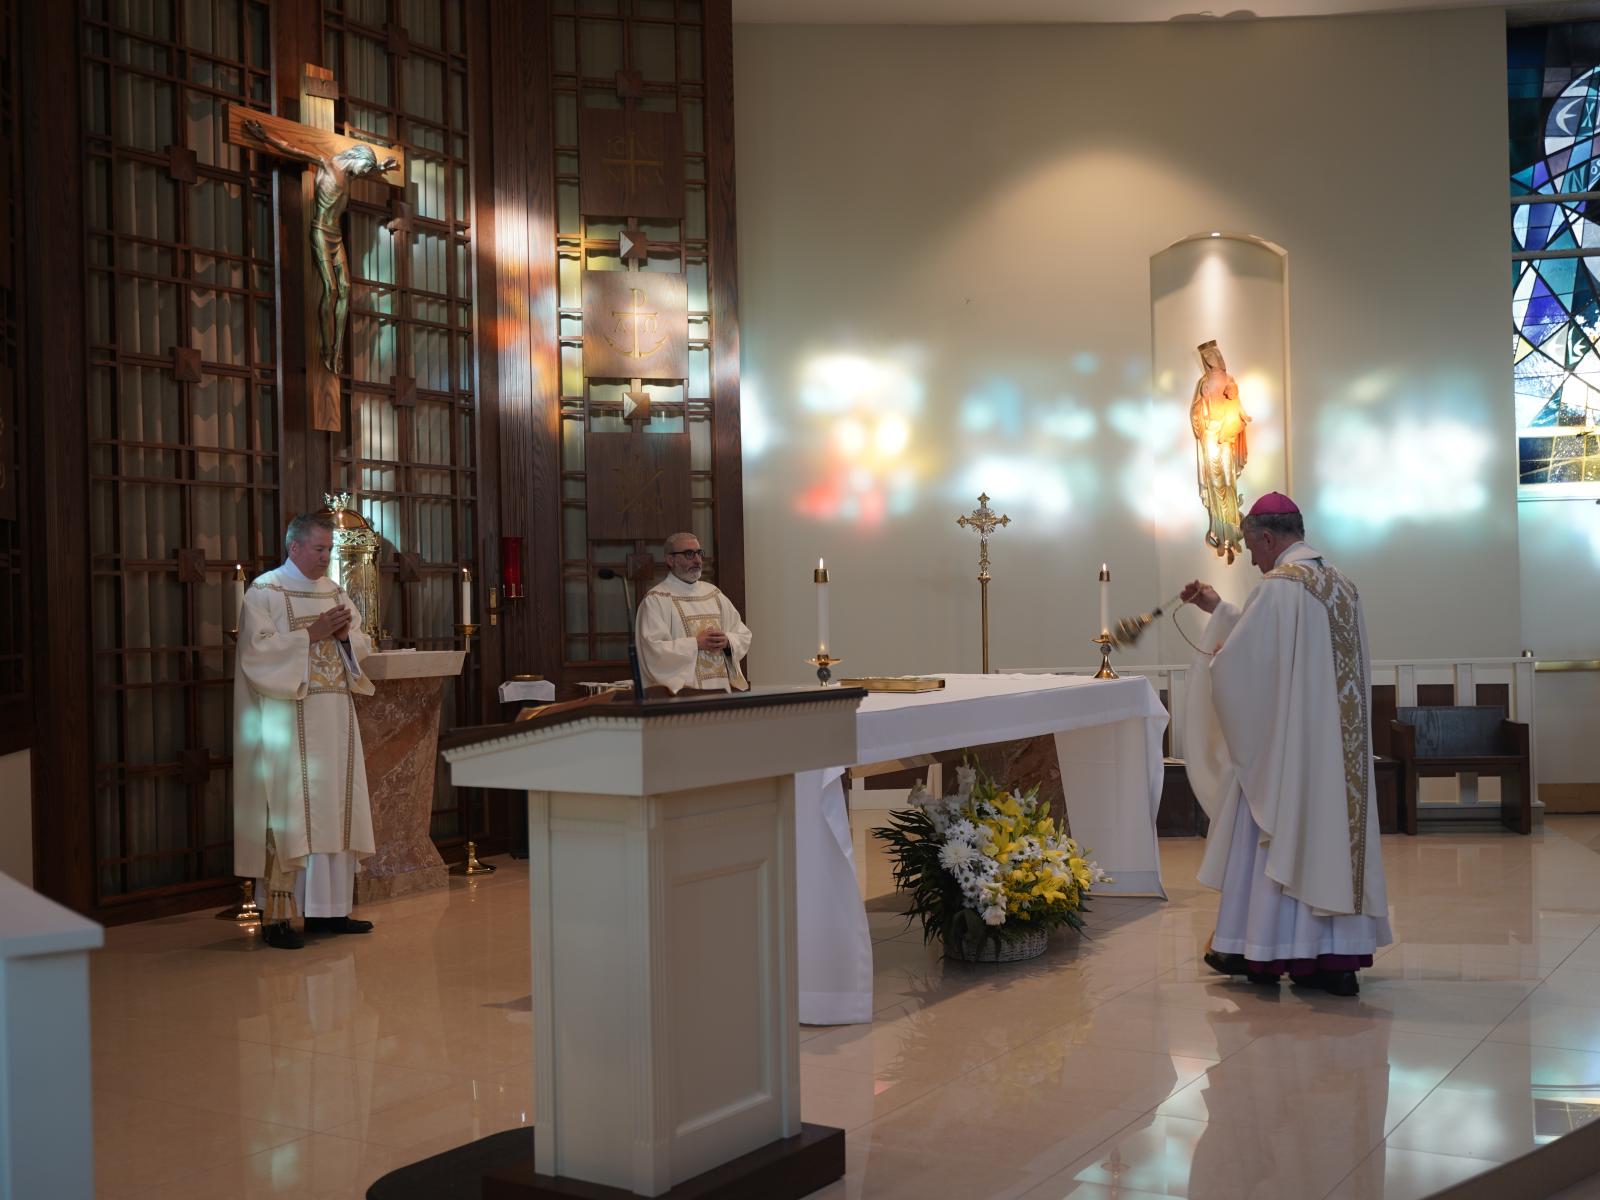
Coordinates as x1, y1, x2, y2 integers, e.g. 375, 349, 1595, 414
797, 672, 1168, 1025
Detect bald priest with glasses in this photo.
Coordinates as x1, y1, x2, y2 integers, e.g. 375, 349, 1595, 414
636, 531, 753, 694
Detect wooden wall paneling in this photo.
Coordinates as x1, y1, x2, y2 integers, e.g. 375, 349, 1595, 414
1417, 683, 1456, 707
0, 0, 29, 760
1371, 683, 1397, 757
1477, 682, 1511, 711
489, 0, 561, 681
21, 0, 91, 909
704, 0, 743, 617
466, 0, 503, 723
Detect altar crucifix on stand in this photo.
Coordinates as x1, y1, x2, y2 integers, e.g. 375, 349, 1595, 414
957, 492, 1011, 673
224, 65, 406, 432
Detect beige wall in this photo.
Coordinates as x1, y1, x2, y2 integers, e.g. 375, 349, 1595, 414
733, 9, 1519, 680
0, 749, 31, 886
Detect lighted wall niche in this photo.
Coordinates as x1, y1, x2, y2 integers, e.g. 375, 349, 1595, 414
1147, 232, 1290, 662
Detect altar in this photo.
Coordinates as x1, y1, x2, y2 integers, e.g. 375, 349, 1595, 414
796, 672, 1168, 1026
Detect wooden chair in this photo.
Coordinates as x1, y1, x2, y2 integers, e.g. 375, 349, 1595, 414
1390, 706, 1532, 835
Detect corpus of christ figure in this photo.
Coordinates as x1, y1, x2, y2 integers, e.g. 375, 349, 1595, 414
241, 118, 396, 375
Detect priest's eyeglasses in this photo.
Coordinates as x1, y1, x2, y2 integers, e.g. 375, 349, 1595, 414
668, 549, 704, 558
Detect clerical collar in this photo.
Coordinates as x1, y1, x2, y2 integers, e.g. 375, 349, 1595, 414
659, 572, 713, 597
281, 559, 329, 586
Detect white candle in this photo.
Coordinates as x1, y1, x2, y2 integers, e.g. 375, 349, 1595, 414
1099, 563, 1110, 637
461, 567, 473, 623
815, 558, 829, 655
232, 564, 245, 627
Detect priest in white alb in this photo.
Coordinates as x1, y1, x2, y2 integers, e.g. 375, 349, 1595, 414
233, 512, 378, 949
1181, 492, 1391, 996
636, 531, 752, 694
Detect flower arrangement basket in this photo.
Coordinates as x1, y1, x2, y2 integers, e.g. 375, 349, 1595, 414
872, 764, 1107, 964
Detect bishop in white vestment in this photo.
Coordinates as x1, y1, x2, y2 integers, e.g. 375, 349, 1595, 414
1182, 492, 1391, 995
233, 513, 378, 948
637, 531, 752, 694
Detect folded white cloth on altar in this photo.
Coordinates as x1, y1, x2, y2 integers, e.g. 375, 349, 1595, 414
498, 679, 556, 703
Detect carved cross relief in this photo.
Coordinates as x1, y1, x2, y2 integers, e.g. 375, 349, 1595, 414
224, 65, 406, 433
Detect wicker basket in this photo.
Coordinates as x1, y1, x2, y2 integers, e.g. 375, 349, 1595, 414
947, 926, 1048, 963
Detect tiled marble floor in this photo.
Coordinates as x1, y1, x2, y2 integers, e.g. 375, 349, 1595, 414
89, 818, 1600, 1200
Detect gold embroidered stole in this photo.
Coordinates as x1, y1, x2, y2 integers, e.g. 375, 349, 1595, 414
649, 586, 732, 686
1264, 560, 1371, 914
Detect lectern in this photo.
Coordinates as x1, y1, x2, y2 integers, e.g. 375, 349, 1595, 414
437, 687, 864, 1199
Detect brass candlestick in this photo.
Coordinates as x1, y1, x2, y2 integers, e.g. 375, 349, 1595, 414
452, 840, 495, 876
455, 621, 478, 643
957, 493, 1011, 674
215, 878, 262, 924
1091, 634, 1118, 680
806, 653, 842, 686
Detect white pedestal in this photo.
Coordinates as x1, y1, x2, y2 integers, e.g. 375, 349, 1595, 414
442, 688, 862, 1199
0, 872, 104, 1200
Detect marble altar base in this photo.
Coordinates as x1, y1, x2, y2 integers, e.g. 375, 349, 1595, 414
353, 651, 465, 904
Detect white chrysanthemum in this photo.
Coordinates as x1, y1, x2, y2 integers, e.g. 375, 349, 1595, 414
946, 818, 978, 843
939, 841, 979, 871
981, 904, 1007, 926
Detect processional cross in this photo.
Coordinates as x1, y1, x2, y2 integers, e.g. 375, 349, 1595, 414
224, 66, 406, 433
957, 492, 1011, 674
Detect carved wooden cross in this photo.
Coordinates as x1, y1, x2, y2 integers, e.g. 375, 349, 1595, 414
224, 65, 406, 433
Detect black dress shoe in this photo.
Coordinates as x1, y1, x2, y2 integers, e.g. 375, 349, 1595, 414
262, 921, 305, 950
1318, 970, 1359, 997
1245, 970, 1281, 986
1291, 969, 1360, 996
1203, 949, 1248, 977
304, 915, 373, 935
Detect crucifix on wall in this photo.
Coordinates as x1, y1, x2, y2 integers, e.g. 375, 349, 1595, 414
224, 66, 406, 433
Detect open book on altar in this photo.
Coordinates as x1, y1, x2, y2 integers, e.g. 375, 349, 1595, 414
837, 676, 946, 693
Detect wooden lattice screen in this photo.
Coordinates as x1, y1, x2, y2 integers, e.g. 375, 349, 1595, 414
546, 0, 742, 681
82, 0, 279, 903
321, 0, 488, 843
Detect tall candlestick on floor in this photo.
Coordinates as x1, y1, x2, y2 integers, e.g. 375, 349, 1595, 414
957, 492, 1011, 674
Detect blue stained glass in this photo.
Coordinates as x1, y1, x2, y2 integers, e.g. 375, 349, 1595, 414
1509, 24, 1600, 486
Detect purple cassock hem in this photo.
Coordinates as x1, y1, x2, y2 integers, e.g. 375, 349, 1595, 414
1245, 953, 1374, 977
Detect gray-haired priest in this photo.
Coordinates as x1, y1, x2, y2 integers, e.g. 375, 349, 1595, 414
636, 531, 752, 694
232, 512, 378, 949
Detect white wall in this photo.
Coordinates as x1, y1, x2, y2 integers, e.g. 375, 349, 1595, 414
0, 750, 30, 887
734, 9, 1519, 682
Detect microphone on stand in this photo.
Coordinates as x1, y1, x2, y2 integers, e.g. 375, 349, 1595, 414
597, 568, 646, 703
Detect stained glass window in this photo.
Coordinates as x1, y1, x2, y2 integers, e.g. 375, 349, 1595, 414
1510, 22, 1600, 490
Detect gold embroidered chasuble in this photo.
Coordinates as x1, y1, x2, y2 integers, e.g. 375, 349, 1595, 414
1184, 543, 1389, 919
232, 564, 377, 917
636, 572, 752, 694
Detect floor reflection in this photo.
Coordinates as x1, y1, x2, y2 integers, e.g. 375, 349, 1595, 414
87, 818, 1600, 1199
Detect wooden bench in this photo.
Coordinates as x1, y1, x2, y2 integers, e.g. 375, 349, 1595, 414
1390, 705, 1532, 835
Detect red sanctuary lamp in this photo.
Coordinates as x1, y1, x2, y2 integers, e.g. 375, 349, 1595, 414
500, 535, 524, 600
